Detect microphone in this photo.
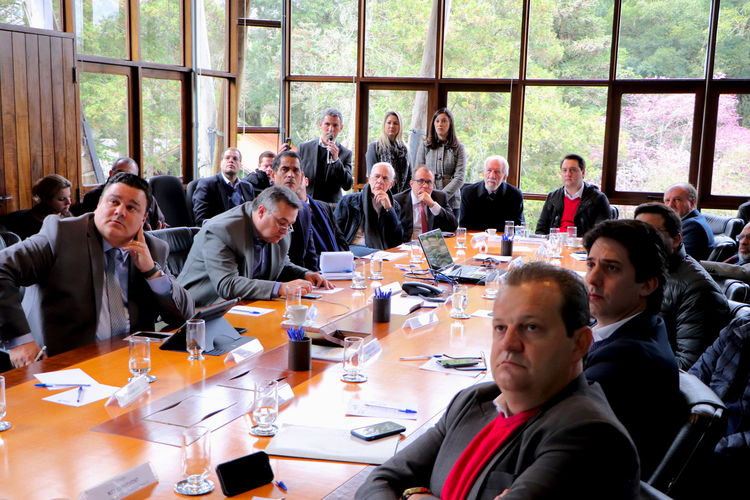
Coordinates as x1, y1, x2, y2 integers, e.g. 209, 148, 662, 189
327, 134, 334, 163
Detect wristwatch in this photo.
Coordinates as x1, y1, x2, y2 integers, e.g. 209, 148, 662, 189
402, 487, 431, 499
141, 263, 161, 279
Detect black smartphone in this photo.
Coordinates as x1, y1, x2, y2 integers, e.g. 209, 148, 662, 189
301, 293, 322, 300
439, 358, 479, 368
215, 451, 274, 497
129, 331, 171, 341
351, 421, 406, 441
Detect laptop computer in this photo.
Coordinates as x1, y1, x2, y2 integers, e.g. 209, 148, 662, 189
418, 229, 489, 284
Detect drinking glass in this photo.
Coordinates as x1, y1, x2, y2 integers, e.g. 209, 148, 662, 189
504, 221, 515, 239
128, 337, 156, 383
186, 319, 206, 361
515, 225, 527, 239
565, 226, 578, 247
0, 376, 11, 432
483, 271, 502, 299
341, 337, 367, 383
284, 285, 302, 319
174, 426, 214, 495
369, 255, 384, 280
351, 260, 367, 289
250, 379, 279, 437
456, 227, 467, 248
409, 240, 423, 264
450, 284, 470, 319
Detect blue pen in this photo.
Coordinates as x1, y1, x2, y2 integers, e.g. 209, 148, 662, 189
35, 383, 92, 388
399, 355, 440, 361
76, 386, 84, 403
275, 480, 288, 492
364, 403, 417, 414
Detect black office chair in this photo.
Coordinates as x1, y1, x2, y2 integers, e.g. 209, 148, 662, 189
640, 481, 674, 500
148, 175, 194, 227
147, 226, 199, 277
185, 178, 199, 225
0, 230, 21, 250
647, 371, 726, 498
706, 239, 737, 263
722, 279, 750, 303
704, 214, 744, 262
727, 299, 750, 319
610, 205, 620, 220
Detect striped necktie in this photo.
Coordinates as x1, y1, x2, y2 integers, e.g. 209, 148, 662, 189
105, 248, 129, 336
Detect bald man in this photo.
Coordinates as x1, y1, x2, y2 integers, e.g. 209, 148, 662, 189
459, 155, 524, 231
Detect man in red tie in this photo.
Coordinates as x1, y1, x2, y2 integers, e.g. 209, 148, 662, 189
394, 166, 457, 243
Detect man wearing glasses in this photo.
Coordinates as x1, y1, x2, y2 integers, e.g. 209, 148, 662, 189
701, 221, 750, 283
394, 166, 457, 243
178, 185, 332, 308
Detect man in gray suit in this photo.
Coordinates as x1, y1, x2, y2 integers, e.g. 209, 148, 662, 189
357, 263, 639, 500
178, 185, 332, 308
295, 108, 353, 204
0, 173, 194, 367
393, 166, 457, 243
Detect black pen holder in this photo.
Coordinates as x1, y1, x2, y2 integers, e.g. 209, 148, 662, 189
373, 296, 391, 323
501, 239, 514, 257
288, 337, 312, 371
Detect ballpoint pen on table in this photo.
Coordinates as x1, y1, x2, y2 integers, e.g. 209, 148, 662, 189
34, 345, 47, 362
399, 355, 441, 361
34, 383, 92, 388
274, 480, 288, 492
363, 402, 417, 414
76, 386, 84, 403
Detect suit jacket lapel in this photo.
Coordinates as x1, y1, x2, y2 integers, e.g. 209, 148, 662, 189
87, 217, 105, 318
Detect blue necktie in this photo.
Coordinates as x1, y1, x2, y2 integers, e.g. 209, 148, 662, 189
105, 248, 129, 336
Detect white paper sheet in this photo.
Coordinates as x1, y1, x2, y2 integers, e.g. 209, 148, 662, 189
43, 384, 120, 407
315, 287, 344, 294
34, 368, 98, 388
361, 251, 408, 261
471, 309, 493, 319
229, 305, 275, 316
419, 357, 486, 378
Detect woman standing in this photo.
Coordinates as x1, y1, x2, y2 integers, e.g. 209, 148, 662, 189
415, 108, 466, 210
1, 174, 73, 239
366, 111, 411, 194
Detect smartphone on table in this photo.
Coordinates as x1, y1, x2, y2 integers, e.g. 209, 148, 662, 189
351, 421, 406, 441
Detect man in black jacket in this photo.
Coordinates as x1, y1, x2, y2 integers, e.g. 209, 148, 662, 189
459, 156, 524, 231
635, 202, 730, 369
536, 154, 611, 237
335, 162, 403, 256
191, 148, 255, 226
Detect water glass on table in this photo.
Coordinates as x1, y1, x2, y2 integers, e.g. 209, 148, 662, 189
128, 336, 156, 383
455, 227, 467, 249
186, 318, 206, 361
450, 284, 470, 319
0, 376, 11, 432
174, 425, 214, 495
351, 260, 367, 289
409, 240, 423, 264
284, 285, 302, 318
341, 336, 368, 383
483, 271, 502, 299
369, 255, 384, 280
250, 379, 279, 437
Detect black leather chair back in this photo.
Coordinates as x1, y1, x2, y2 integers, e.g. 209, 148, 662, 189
147, 227, 199, 277
185, 179, 199, 223
610, 205, 619, 220
722, 279, 750, 303
148, 175, 194, 227
706, 238, 737, 263
648, 371, 726, 497
0, 230, 21, 250
704, 214, 744, 239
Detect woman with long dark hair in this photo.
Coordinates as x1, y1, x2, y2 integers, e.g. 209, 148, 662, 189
415, 108, 466, 210
1, 174, 73, 239
365, 111, 411, 194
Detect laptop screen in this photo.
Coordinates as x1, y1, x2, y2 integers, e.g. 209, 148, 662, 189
418, 229, 455, 270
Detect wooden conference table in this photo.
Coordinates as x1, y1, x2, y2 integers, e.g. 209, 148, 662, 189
0, 236, 587, 500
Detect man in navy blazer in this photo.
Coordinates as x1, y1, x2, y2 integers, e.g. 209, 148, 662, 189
664, 183, 715, 260
583, 219, 684, 477
393, 166, 457, 243
459, 156, 524, 231
295, 108, 353, 204
192, 148, 256, 225
271, 151, 317, 271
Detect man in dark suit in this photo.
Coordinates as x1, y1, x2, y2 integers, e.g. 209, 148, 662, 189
0, 173, 194, 367
335, 162, 403, 255
77, 157, 166, 230
459, 155, 524, 231
192, 147, 256, 226
583, 219, 684, 477
271, 151, 316, 271
357, 263, 640, 500
393, 166, 457, 243
244, 150, 275, 197
178, 185, 332, 308
664, 182, 715, 260
295, 108, 353, 204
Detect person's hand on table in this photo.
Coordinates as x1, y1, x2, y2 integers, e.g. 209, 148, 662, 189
305, 272, 334, 290
10, 341, 44, 368
279, 279, 313, 296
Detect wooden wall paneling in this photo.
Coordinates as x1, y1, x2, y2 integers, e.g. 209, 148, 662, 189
0, 30, 12, 213
12, 32, 31, 209
38, 35, 55, 178
25, 33, 44, 185
49, 36, 66, 182
62, 38, 79, 188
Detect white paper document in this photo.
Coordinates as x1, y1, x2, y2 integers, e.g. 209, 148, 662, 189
390, 295, 424, 316
43, 384, 120, 407
34, 368, 98, 388
471, 309, 493, 319
315, 287, 344, 294
419, 357, 487, 378
346, 400, 418, 420
265, 424, 401, 465
228, 305, 275, 316
361, 251, 408, 261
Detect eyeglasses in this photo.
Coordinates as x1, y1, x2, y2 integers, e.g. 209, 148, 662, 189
737, 233, 750, 243
273, 216, 294, 233
413, 179, 433, 186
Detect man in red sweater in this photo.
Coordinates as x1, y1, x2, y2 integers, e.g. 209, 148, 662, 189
356, 262, 640, 500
